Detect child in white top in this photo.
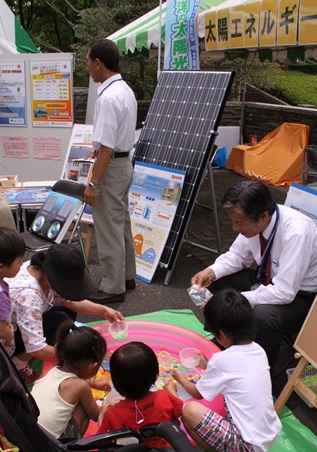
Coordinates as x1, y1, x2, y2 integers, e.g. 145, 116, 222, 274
172, 288, 282, 452
0, 227, 25, 343
32, 319, 108, 439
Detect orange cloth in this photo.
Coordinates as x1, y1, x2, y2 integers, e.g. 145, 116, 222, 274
226, 123, 310, 186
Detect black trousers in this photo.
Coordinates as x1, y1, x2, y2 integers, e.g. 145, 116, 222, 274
13, 305, 77, 356
210, 269, 316, 369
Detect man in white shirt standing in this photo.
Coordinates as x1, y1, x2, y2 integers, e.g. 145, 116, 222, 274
85, 39, 137, 304
192, 180, 317, 373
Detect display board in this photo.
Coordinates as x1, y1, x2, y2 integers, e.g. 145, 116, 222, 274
129, 161, 185, 283
30, 191, 82, 243
274, 183, 317, 412
284, 182, 317, 225
294, 295, 317, 369
60, 123, 94, 223
285, 183, 317, 367
0, 53, 73, 182
132, 70, 234, 271
60, 123, 94, 181
275, 295, 317, 412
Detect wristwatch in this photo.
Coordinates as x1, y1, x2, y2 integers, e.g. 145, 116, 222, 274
88, 181, 99, 190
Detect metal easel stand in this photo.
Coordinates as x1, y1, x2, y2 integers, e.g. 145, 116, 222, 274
183, 161, 222, 254
164, 158, 222, 285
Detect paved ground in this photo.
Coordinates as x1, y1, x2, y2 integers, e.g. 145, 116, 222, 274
80, 168, 317, 438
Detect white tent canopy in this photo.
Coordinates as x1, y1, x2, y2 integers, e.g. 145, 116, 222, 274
107, 0, 225, 55
107, 0, 317, 58
86, 0, 317, 123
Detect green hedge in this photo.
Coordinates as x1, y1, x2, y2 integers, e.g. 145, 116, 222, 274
269, 72, 317, 108
288, 64, 317, 75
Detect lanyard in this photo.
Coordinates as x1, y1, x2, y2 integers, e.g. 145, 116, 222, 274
99, 77, 122, 96
256, 205, 280, 283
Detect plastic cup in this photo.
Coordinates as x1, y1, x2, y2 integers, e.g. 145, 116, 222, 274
180, 347, 200, 368
108, 321, 128, 340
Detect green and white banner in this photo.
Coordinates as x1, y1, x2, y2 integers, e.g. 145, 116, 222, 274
0, 0, 38, 54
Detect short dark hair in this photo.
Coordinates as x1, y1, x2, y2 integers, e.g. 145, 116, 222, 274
204, 289, 255, 344
0, 227, 25, 266
110, 342, 159, 399
56, 319, 106, 369
88, 39, 120, 72
222, 180, 276, 222
30, 250, 45, 268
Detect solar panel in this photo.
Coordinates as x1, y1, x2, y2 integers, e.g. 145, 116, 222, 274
133, 70, 234, 273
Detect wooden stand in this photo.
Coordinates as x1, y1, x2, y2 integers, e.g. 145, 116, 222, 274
274, 295, 317, 413
275, 356, 317, 412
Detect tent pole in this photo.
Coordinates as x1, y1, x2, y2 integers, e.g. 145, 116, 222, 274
240, 52, 247, 144
157, 0, 163, 79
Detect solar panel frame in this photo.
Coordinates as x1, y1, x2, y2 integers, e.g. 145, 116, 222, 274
132, 70, 234, 271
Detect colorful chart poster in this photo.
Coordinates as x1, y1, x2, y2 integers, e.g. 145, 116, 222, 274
0, 61, 26, 126
30, 60, 73, 127
129, 162, 186, 283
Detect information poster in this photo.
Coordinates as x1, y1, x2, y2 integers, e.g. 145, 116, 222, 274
129, 162, 186, 283
0, 61, 26, 126
1, 135, 29, 158
60, 124, 94, 179
30, 60, 73, 127
284, 182, 317, 225
61, 124, 94, 223
4, 186, 51, 204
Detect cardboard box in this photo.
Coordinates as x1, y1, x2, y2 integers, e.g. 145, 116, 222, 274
0, 175, 18, 188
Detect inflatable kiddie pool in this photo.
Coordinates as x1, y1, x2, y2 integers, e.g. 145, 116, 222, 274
91, 320, 225, 436
42, 320, 225, 438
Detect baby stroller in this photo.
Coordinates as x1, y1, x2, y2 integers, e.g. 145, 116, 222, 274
0, 344, 196, 452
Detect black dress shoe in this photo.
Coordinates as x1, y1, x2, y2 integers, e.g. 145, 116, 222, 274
126, 279, 136, 290
88, 290, 125, 304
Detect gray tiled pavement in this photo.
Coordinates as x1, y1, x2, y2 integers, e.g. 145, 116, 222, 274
81, 168, 317, 438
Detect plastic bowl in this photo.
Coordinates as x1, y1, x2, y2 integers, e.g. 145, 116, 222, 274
108, 321, 129, 340
180, 347, 200, 368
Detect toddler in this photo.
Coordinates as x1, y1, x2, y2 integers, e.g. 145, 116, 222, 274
98, 341, 183, 449
32, 319, 107, 438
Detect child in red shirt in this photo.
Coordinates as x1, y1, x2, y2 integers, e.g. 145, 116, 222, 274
98, 341, 183, 449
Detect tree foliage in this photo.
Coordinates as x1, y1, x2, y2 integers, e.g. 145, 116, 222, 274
72, 0, 158, 94
201, 54, 284, 102
7, 0, 95, 51
7, 0, 158, 96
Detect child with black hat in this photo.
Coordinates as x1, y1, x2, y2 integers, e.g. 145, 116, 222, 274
5, 243, 123, 385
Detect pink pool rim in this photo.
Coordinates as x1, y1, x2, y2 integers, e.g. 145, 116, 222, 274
95, 320, 225, 408
43, 320, 225, 439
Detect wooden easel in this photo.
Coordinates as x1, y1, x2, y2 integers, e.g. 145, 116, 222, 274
275, 295, 317, 412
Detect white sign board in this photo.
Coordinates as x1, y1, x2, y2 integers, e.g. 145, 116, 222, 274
284, 182, 317, 224
129, 162, 185, 283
